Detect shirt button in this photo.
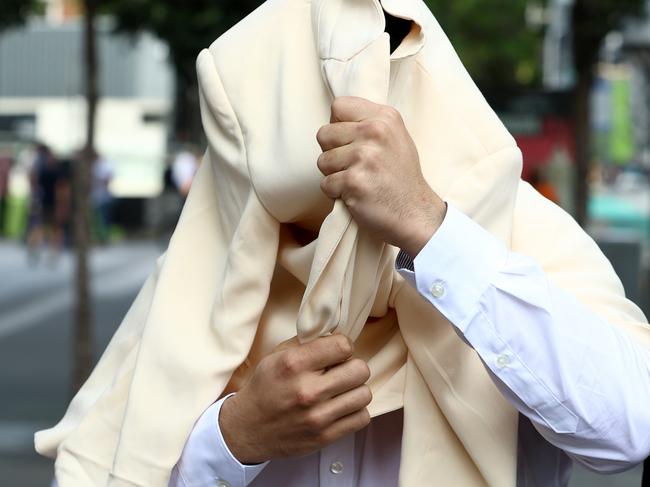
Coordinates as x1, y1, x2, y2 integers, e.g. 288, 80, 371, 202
431, 281, 445, 298
330, 461, 344, 474
215, 479, 231, 487
496, 354, 511, 369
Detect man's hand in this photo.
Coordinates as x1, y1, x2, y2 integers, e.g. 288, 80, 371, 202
317, 96, 446, 257
219, 335, 372, 464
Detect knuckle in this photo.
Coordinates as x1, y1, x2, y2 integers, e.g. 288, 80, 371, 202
361, 119, 388, 140
295, 385, 318, 408
350, 358, 371, 382
344, 196, 357, 210
365, 155, 378, 173
320, 176, 338, 199
352, 145, 370, 163
360, 384, 373, 406
345, 169, 366, 194
279, 351, 302, 377
354, 144, 379, 172
304, 410, 326, 431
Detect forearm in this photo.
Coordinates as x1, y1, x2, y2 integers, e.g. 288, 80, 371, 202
398, 203, 650, 472
170, 395, 267, 487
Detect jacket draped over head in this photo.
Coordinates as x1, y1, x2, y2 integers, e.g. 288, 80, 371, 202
35, 0, 650, 485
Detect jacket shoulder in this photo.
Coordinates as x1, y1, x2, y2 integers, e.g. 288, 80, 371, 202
205, 0, 312, 78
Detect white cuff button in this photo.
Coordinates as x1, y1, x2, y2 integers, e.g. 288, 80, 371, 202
215, 479, 231, 487
496, 354, 511, 369
431, 281, 445, 298
330, 461, 344, 474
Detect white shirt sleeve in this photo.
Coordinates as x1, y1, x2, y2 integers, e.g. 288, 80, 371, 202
396, 203, 650, 473
170, 394, 268, 487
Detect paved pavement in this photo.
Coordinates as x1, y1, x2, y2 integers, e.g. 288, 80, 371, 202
0, 239, 163, 486
0, 239, 644, 486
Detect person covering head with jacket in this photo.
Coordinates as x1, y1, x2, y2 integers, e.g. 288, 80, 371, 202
37, 0, 650, 486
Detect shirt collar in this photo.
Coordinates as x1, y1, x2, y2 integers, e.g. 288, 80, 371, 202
312, 0, 428, 62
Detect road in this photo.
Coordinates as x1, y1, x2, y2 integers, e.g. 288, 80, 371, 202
0, 239, 644, 486
0, 239, 163, 486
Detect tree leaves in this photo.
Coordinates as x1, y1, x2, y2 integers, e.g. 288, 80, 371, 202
0, 0, 44, 32
425, 0, 542, 90
100, 0, 262, 81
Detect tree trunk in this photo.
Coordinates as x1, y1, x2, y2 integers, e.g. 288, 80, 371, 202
173, 74, 202, 145
573, 68, 592, 227
72, 0, 98, 393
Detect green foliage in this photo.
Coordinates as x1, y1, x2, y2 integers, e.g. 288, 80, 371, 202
424, 0, 543, 90
423, 0, 645, 90
101, 0, 263, 81
0, 0, 44, 32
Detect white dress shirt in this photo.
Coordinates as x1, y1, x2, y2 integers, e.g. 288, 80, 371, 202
169, 204, 650, 487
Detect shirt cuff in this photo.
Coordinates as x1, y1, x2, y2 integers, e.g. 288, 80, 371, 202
396, 203, 508, 332
175, 394, 268, 487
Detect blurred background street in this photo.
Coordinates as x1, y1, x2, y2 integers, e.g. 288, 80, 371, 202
1, 0, 650, 485
0, 240, 160, 485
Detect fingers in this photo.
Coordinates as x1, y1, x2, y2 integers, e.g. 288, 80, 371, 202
298, 334, 355, 372
317, 144, 355, 176
330, 96, 379, 123
320, 358, 371, 398
321, 407, 372, 444
320, 171, 347, 200
329, 385, 372, 419
310, 384, 372, 428
316, 122, 357, 151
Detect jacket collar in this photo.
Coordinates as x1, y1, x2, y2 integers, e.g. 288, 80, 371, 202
312, 0, 428, 62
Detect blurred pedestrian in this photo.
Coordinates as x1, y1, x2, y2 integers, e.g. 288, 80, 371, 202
26, 143, 65, 263
171, 146, 199, 198
156, 155, 184, 238
90, 150, 114, 243
56, 158, 73, 246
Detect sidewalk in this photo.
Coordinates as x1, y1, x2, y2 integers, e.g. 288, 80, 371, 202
0, 239, 162, 486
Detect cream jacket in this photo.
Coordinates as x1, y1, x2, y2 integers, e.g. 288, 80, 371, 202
36, 0, 650, 485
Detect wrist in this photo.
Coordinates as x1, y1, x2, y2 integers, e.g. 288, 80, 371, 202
219, 394, 266, 465
400, 197, 446, 258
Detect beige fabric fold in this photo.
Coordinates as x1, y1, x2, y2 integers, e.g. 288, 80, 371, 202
35, 0, 650, 486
